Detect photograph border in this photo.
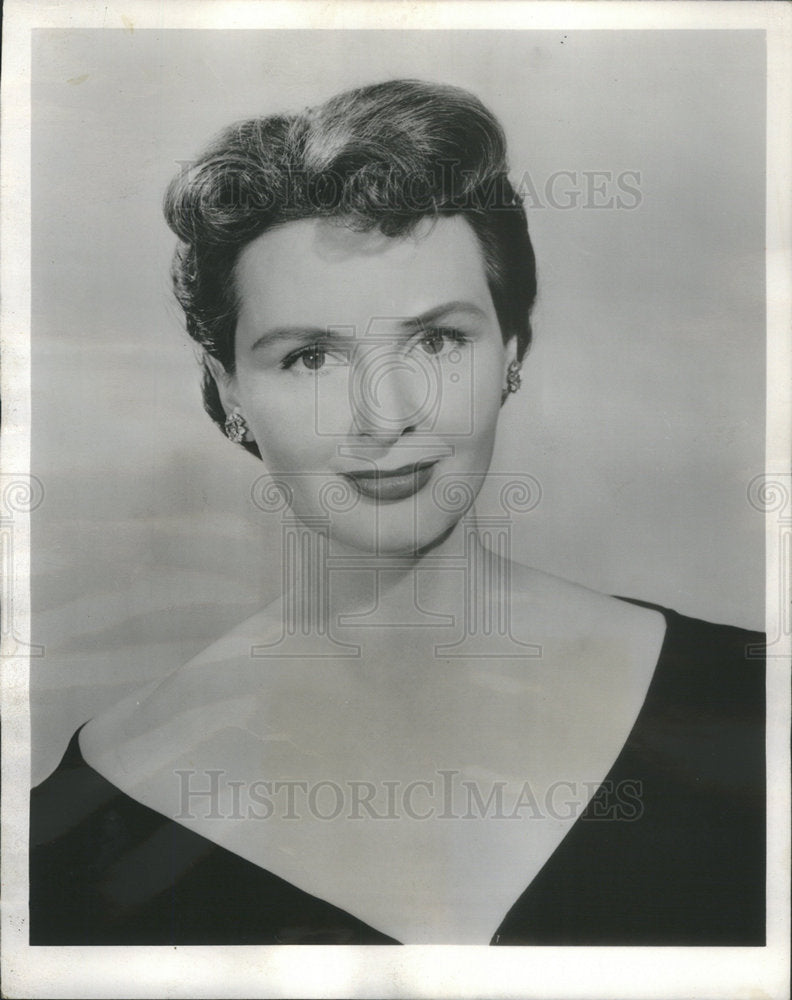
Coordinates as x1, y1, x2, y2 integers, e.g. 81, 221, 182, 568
2, 2, 790, 998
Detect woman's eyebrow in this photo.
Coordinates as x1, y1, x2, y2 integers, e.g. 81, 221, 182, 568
401, 300, 489, 331
249, 326, 353, 352
249, 301, 488, 352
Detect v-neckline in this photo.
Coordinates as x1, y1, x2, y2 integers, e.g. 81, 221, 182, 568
67, 597, 673, 945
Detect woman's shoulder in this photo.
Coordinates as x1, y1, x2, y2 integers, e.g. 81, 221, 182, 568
78, 601, 291, 788
505, 563, 668, 653
507, 561, 762, 654
504, 565, 763, 711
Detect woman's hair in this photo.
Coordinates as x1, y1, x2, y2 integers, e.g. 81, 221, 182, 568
164, 79, 537, 456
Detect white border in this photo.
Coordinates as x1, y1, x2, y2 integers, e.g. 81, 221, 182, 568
2, 3, 790, 998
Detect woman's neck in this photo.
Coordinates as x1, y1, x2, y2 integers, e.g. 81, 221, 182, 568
276, 511, 519, 645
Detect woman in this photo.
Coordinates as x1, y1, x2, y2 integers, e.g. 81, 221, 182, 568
30, 79, 765, 945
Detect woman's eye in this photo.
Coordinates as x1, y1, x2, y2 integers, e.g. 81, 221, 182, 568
421, 333, 444, 355
282, 344, 335, 372
419, 328, 466, 355
298, 346, 326, 370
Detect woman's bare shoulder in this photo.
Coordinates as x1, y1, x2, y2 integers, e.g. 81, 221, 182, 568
79, 600, 289, 781
505, 562, 667, 651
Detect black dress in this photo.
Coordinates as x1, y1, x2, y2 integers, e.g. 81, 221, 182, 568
29, 599, 766, 945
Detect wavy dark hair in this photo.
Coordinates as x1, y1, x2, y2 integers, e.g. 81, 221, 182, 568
164, 79, 537, 457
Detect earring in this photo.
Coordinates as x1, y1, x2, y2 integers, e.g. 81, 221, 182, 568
224, 410, 249, 443
501, 360, 522, 403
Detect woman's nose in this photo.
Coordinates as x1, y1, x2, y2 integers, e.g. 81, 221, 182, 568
350, 347, 438, 440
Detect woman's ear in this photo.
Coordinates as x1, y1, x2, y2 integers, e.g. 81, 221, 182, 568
204, 354, 242, 418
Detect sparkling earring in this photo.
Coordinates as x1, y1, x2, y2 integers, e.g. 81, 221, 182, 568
501, 360, 522, 403
224, 410, 249, 443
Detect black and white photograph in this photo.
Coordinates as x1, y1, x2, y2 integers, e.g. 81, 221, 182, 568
2, 2, 789, 998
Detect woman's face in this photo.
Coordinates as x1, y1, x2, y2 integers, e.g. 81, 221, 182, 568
224, 215, 516, 554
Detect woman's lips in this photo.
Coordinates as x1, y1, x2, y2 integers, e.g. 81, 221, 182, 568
341, 460, 438, 503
